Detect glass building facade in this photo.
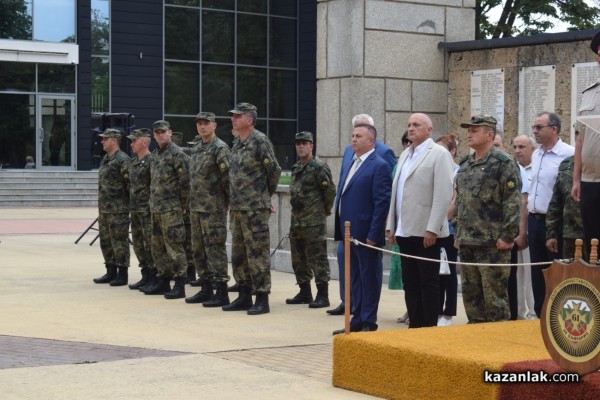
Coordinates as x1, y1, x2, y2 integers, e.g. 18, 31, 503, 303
0, 0, 314, 171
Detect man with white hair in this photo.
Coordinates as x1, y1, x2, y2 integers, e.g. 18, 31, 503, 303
327, 113, 397, 316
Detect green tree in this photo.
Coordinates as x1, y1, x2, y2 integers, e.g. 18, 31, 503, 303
0, 0, 31, 40
477, 0, 600, 39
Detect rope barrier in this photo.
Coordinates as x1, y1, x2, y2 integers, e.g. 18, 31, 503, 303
349, 237, 554, 267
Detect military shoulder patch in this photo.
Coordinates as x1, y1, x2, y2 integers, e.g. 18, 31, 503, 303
507, 179, 516, 189
177, 167, 183, 174
263, 158, 270, 166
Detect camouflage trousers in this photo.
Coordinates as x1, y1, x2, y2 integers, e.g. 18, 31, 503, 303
190, 211, 230, 283
151, 210, 187, 279
184, 212, 193, 268
131, 210, 153, 269
98, 212, 130, 268
229, 209, 271, 293
459, 245, 511, 323
289, 225, 330, 285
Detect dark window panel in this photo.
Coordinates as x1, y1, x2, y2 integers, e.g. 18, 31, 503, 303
236, 67, 267, 118
268, 120, 296, 170
91, 57, 109, 112
0, 62, 35, 92
166, 7, 200, 60
269, 69, 296, 119
38, 64, 76, 93
202, 64, 234, 116
166, 0, 200, 5
165, 116, 197, 145
238, 0, 267, 14
215, 117, 235, 147
165, 62, 200, 114
202, 10, 234, 63
0, 94, 35, 169
237, 14, 267, 66
203, 0, 234, 10
270, 0, 297, 17
270, 17, 297, 68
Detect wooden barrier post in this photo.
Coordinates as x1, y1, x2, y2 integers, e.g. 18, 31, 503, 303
591, 238, 598, 265
344, 221, 351, 334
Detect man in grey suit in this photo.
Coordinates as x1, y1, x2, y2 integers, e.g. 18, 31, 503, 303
386, 113, 454, 328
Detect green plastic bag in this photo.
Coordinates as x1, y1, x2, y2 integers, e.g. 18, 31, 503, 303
388, 244, 403, 290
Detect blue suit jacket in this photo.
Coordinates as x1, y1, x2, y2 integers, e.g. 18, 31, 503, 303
334, 150, 392, 246
342, 140, 397, 173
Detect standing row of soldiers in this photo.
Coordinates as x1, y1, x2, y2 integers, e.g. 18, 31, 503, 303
94, 102, 336, 315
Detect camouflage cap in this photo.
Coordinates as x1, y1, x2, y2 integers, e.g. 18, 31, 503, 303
98, 128, 122, 138
126, 128, 151, 140
460, 114, 497, 129
591, 30, 600, 53
195, 112, 216, 122
152, 120, 170, 131
295, 131, 313, 143
228, 102, 257, 114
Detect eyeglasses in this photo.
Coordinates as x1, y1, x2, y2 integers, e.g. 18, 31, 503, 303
531, 125, 555, 131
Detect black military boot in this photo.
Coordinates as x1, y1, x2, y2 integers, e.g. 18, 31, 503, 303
186, 265, 196, 284
309, 282, 330, 308
93, 265, 117, 284
109, 267, 128, 286
248, 292, 270, 315
164, 278, 186, 299
222, 286, 252, 311
203, 282, 230, 307
139, 269, 157, 292
185, 279, 213, 304
129, 267, 149, 290
143, 276, 171, 295
227, 282, 240, 292
286, 282, 313, 304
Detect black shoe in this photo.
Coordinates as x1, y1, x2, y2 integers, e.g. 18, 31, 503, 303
109, 267, 128, 287
129, 267, 150, 290
227, 282, 240, 292
309, 283, 329, 308
93, 266, 117, 284
326, 303, 345, 315
189, 278, 203, 287
248, 292, 270, 315
203, 282, 230, 307
332, 325, 362, 336
164, 278, 186, 299
222, 287, 252, 311
143, 277, 171, 295
286, 282, 313, 304
185, 280, 213, 304
361, 323, 378, 332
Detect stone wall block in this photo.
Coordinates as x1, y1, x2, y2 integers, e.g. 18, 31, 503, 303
327, 0, 364, 77
366, 1, 445, 34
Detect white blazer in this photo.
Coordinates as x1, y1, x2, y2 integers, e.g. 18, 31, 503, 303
386, 139, 454, 238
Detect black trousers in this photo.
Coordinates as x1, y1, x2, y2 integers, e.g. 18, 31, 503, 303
438, 235, 457, 317
397, 236, 440, 328
580, 181, 600, 258
528, 214, 558, 317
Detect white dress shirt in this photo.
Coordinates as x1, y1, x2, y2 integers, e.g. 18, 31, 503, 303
528, 139, 574, 214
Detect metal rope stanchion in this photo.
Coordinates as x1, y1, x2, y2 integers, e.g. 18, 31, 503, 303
344, 221, 351, 334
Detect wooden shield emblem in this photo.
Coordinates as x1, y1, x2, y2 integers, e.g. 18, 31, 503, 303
541, 259, 600, 376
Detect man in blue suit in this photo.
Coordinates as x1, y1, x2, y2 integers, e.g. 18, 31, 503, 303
332, 124, 392, 334
327, 114, 396, 316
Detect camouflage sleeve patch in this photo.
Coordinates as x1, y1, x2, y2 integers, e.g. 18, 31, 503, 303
506, 178, 517, 191
219, 162, 227, 171
177, 167, 184, 174
263, 158, 270, 166
321, 180, 329, 188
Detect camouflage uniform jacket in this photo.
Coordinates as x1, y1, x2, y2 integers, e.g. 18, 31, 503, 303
98, 150, 130, 213
453, 146, 521, 246
229, 129, 282, 211
129, 153, 152, 212
150, 142, 190, 212
190, 136, 231, 213
290, 156, 336, 229
546, 156, 584, 240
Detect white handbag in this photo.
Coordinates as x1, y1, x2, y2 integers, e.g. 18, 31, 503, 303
439, 247, 451, 275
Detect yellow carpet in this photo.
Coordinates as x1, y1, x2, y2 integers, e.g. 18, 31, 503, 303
332, 320, 551, 400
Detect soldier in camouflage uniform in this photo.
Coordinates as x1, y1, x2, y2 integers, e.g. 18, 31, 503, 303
223, 103, 282, 315
93, 128, 131, 286
546, 155, 587, 261
125, 128, 155, 290
453, 115, 521, 323
286, 131, 336, 308
171, 131, 196, 283
184, 112, 232, 307
142, 120, 191, 299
